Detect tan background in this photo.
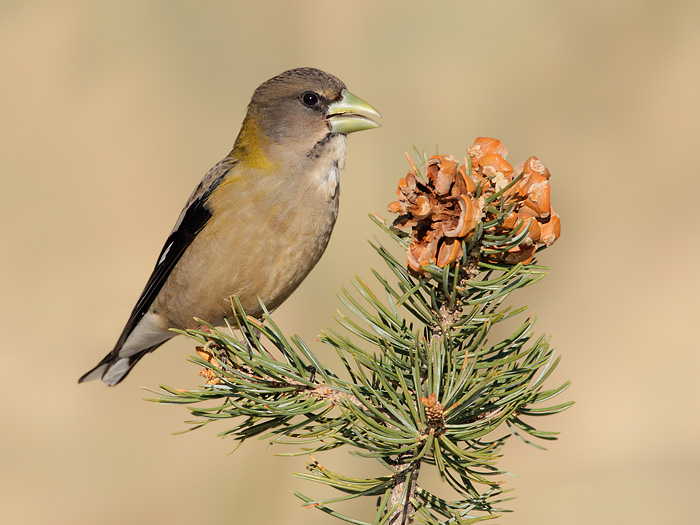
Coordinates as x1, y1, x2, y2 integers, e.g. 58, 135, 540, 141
2, 1, 699, 523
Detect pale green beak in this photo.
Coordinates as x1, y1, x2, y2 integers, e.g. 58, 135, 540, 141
327, 89, 382, 134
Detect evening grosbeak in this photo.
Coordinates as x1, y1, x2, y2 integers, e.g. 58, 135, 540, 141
79, 67, 381, 386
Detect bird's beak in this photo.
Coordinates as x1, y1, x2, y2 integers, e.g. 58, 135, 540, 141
327, 89, 382, 134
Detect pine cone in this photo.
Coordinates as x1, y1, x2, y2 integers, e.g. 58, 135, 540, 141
196, 347, 224, 385
420, 393, 445, 435
388, 138, 561, 273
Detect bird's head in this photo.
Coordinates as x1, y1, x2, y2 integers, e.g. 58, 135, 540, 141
233, 68, 381, 167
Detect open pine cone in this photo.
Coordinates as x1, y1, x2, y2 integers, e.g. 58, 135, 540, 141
388, 137, 561, 274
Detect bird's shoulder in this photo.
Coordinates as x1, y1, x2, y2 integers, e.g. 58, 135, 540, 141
172, 157, 240, 228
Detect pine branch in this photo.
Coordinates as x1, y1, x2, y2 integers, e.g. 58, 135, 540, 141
386, 456, 421, 525
149, 138, 571, 524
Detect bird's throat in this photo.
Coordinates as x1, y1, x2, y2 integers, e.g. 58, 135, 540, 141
308, 134, 346, 200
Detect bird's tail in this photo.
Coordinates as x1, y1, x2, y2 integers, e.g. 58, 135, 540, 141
78, 342, 166, 386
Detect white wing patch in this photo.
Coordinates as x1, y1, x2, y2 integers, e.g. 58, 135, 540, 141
158, 242, 173, 265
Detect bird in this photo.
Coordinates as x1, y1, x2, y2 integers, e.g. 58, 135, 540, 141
79, 67, 381, 386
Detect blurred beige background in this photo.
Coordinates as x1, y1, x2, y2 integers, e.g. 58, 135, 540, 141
2, 1, 699, 523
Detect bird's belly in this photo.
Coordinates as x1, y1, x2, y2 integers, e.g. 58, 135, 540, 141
154, 192, 338, 329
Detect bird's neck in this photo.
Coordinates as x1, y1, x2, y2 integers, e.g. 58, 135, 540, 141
229, 115, 347, 201
230, 116, 274, 170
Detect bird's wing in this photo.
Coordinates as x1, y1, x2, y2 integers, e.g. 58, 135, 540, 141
78, 159, 237, 384
111, 159, 236, 352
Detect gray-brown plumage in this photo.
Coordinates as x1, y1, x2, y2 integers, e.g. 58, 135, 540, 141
79, 68, 380, 386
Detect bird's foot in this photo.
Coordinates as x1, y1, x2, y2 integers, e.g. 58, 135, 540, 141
305, 364, 317, 383
240, 324, 264, 361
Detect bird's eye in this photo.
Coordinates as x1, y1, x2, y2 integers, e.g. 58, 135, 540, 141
301, 92, 319, 107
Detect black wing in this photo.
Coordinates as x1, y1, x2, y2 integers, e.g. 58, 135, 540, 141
111, 163, 233, 352
78, 159, 237, 385
77, 189, 217, 384
113, 197, 211, 348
